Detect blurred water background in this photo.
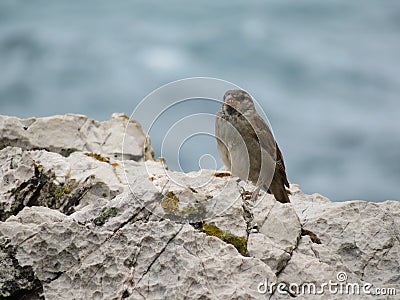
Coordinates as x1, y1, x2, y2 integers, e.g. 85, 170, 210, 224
1, 0, 399, 201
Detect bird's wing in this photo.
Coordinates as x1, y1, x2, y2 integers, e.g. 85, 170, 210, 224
249, 113, 289, 188
275, 143, 289, 188
248, 113, 277, 159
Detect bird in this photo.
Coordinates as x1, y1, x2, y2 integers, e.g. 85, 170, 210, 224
215, 89, 290, 203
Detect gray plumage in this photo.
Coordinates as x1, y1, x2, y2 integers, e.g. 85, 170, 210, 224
215, 89, 290, 203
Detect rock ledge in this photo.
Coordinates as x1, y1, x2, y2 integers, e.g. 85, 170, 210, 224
0, 114, 398, 299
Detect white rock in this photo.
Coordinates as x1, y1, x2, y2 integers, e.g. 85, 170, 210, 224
247, 233, 291, 274
0, 114, 399, 299
0, 113, 153, 160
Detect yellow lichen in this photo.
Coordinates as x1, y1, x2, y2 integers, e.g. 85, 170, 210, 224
161, 191, 180, 214
84, 152, 110, 163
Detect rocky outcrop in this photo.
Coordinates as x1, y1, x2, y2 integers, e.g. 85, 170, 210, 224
0, 114, 399, 299
0, 113, 153, 161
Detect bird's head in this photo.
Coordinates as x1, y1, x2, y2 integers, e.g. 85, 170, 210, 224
222, 89, 256, 115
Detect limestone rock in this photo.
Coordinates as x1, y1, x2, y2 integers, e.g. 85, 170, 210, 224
0, 114, 399, 299
0, 146, 129, 221
0, 113, 153, 161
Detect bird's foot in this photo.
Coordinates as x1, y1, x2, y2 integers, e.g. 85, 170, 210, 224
240, 187, 253, 201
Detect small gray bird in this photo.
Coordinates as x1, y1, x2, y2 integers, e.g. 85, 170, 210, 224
215, 89, 290, 203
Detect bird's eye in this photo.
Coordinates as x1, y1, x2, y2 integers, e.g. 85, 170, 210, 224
239, 95, 245, 101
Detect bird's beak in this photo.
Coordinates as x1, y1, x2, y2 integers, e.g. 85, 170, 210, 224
224, 95, 237, 107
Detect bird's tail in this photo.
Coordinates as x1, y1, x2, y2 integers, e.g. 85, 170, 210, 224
273, 185, 290, 203
267, 174, 291, 203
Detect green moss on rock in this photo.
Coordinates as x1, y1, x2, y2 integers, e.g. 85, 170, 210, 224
94, 207, 118, 226
54, 186, 71, 201
201, 223, 248, 256
178, 204, 206, 223
161, 192, 207, 223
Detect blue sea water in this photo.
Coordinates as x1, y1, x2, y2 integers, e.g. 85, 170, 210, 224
0, 0, 399, 201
